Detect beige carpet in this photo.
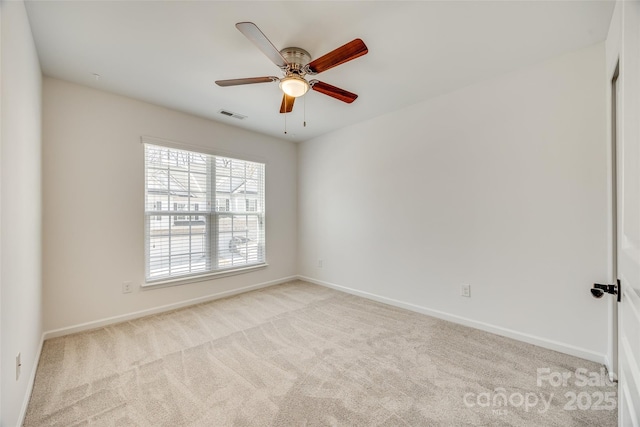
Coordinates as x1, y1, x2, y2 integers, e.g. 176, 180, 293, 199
24, 280, 616, 426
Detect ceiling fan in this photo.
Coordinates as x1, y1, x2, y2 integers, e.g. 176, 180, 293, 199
215, 22, 368, 114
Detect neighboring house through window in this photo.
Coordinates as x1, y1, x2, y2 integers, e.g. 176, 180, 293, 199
144, 142, 265, 283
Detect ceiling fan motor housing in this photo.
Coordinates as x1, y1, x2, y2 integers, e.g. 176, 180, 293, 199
280, 47, 311, 75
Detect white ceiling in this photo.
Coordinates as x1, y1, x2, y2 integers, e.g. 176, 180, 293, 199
24, 1, 614, 143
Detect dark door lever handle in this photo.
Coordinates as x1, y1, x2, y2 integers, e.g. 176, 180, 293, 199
592, 280, 621, 302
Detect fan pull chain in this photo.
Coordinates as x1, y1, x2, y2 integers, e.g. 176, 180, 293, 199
284, 111, 287, 134
283, 95, 288, 134
304, 95, 307, 127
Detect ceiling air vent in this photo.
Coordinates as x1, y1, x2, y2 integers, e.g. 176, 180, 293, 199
218, 109, 247, 120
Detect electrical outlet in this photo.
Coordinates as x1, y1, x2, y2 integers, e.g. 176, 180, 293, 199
122, 281, 133, 294
317, 259, 323, 268
461, 284, 471, 297
16, 352, 21, 381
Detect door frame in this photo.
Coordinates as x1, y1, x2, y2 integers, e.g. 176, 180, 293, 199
608, 60, 620, 381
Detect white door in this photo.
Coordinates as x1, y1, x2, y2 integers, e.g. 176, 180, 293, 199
617, 1, 640, 424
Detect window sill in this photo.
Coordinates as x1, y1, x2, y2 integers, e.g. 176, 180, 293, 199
142, 263, 268, 290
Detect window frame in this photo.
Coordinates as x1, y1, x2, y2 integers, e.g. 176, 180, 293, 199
142, 136, 267, 288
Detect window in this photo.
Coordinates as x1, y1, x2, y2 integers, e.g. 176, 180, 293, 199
144, 143, 265, 283
155, 201, 162, 220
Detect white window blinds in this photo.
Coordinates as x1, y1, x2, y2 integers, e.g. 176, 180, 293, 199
144, 143, 265, 283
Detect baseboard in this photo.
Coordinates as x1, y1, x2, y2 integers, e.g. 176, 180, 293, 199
604, 355, 618, 382
44, 275, 298, 340
18, 332, 46, 427
298, 275, 607, 365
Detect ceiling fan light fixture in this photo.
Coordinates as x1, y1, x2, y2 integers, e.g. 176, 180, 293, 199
279, 75, 309, 98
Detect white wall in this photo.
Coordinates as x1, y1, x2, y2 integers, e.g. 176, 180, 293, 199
298, 43, 609, 362
0, 1, 43, 425
42, 78, 297, 332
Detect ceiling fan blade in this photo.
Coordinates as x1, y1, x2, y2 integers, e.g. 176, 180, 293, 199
215, 76, 278, 87
236, 22, 288, 69
280, 94, 295, 113
310, 80, 358, 103
306, 39, 368, 74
